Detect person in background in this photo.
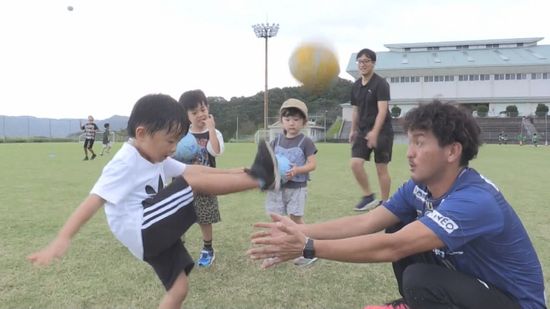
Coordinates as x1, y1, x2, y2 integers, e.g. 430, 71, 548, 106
100, 123, 112, 156
349, 48, 394, 211
264, 98, 318, 267
176, 89, 224, 268
81, 115, 99, 160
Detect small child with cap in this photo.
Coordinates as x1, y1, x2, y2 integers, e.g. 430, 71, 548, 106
264, 98, 318, 267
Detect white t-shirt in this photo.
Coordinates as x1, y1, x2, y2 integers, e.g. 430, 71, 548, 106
188, 127, 225, 157
91, 142, 187, 260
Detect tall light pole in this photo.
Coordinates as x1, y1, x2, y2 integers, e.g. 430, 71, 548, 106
545, 113, 548, 146
252, 23, 279, 133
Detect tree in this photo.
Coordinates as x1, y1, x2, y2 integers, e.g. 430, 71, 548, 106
391, 105, 402, 118
505, 105, 519, 117
476, 105, 489, 117
535, 103, 548, 117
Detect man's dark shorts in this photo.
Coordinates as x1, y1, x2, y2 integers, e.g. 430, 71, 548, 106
351, 132, 394, 163
83, 138, 95, 149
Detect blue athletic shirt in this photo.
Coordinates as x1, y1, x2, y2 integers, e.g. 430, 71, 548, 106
384, 168, 545, 309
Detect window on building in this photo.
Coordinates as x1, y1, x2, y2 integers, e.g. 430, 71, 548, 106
494, 74, 504, 80
516, 73, 526, 80
505, 74, 516, 80
424, 76, 434, 82
469, 74, 479, 81
531, 73, 541, 79
411, 76, 420, 82
543, 73, 549, 79
444, 75, 454, 82
390, 77, 399, 83
480, 74, 490, 81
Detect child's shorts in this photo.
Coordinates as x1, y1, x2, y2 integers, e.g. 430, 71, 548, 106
193, 194, 221, 224
265, 187, 308, 217
141, 176, 197, 290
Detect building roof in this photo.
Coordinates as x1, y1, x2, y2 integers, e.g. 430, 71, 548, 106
347, 37, 550, 77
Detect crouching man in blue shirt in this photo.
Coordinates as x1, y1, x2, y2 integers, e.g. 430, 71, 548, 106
248, 100, 546, 309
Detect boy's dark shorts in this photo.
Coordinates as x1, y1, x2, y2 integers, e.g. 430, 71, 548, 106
141, 176, 197, 290
351, 132, 394, 164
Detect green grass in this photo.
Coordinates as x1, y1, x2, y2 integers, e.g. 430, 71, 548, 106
0, 142, 548, 308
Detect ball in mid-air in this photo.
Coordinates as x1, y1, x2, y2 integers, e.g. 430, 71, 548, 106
289, 42, 340, 92
174, 133, 200, 163
67, 5, 74, 11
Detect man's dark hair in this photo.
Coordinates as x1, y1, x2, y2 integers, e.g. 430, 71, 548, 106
403, 100, 482, 166
104, 123, 110, 129
179, 89, 208, 112
127, 94, 189, 138
356, 48, 377, 62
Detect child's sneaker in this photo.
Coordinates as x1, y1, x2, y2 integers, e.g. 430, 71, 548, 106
91, 154, 97, 160
197, 249, 215, 267
364, 299, 409, 309
83, 156, 89, 161
293, 256, 318, 267
247, 139, 280, 191
354, 194, 379, 211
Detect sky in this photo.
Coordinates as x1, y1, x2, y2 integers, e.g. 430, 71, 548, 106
1, 0, 549, 119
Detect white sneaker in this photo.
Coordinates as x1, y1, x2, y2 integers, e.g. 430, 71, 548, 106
293, 257, 318, 267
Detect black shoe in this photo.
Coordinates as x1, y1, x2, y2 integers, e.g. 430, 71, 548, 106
83, 157, 89, 161
91, 154, 97, 160
246, 139, 280, 191
354, 194, 379, 211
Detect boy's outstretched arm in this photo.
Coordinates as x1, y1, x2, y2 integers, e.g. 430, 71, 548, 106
27, 194, 105, 266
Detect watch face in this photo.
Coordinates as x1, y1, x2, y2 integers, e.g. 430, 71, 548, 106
303, 238, 315, 259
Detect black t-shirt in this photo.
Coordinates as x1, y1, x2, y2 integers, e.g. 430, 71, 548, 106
350, 73, 393, 135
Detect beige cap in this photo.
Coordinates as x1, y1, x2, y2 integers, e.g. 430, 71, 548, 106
280, 98, 308, 120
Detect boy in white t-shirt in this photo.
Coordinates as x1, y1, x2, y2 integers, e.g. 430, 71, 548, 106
28, 94, 280, 309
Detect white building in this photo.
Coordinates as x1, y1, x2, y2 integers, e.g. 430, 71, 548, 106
346, 37, 550, 117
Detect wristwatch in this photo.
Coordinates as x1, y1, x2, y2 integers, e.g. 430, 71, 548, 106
302, 237, 315, 259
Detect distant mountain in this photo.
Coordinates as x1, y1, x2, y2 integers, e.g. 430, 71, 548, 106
0, 115, 129, 138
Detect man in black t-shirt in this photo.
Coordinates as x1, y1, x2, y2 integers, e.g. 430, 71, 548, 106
349, 48, 394, 211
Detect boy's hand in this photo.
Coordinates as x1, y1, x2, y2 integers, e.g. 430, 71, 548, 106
27, 237, 70, 266
285, 164, 298, 180
204, 114, 216, 130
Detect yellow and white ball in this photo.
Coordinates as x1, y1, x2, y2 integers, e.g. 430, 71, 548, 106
289, 42, 340, 92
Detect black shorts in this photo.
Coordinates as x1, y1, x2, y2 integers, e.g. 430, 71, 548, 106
141, 176, 197, 290
351, 132, 394, 163
83, 138, 95, 149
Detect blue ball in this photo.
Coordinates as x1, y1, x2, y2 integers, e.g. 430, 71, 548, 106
276, 154, 292, 183
174, 133, 200, 163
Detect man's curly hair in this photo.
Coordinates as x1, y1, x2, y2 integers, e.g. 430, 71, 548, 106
403, 100, 482, 166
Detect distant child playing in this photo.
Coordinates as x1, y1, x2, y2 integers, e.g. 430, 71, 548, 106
100, 123, 112, 156
176, 89, 224, 267
80, 115, 99, 160
264, 98, 318, 266
28, 94, 280, 309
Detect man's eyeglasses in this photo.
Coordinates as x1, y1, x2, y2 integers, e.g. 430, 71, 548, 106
356, 59, 372, 65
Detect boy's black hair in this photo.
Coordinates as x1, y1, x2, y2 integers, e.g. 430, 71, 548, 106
104, 123, 110, 128
403, 100, 482, 166
281, 107, 307, 125
179, 89, 208, 112
356, 48, 377, 62
127, 94, 189, 138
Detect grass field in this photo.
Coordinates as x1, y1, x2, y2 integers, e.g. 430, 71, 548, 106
0, 142, 548, 309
